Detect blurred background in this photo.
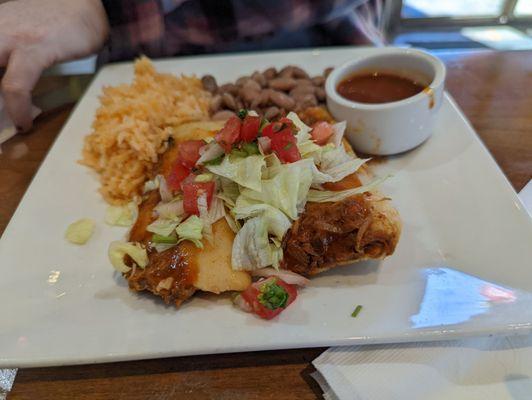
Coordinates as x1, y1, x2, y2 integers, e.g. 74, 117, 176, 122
391, 0, 532, 50
37, 0, 531, 76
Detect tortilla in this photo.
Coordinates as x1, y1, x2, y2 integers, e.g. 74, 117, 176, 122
280, 134, 401, 276
125, 117, 400, 306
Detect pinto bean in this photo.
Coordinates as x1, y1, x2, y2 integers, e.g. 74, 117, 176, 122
294, 93, 317, 111
268, 77, 297, 91
315, 87, 326, 101
251, 90, 270, 110
209, 94, 222, 112
201, 75, 218, 94
264, 106, 280, 120
263, 67, 277, 80
208, 64, 326, 118
236, 76, 251, 86
292, 66, 309, 79
311, 75, 325, 86
270, 90, 296, 110
279, 65, 295, 78
289, 86, 315, 98
239, 86, 261, 105
212, 110, 236, 120
294, 78, 313, 87
243, 79, 261, 92
219, 83, 239, 96
222, 92, 238, 110
251, 71, 267, 87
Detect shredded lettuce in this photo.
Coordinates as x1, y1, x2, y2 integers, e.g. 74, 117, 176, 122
286, 111, 311, 143
157, 175, 173, 202
108, 241, 148, 273
65, 218, 95, 245
231, 216, 283, 271
216, 177, 240, 208
206, 154, 265, 192
153, 242, 176, 253
308, 148, 369, 186
154, 198, 184, 220
105, 202, 138, 227
196, 142, 224, 165
195, 173, 213, 182
224, 210, 241, 233
198, 193, 225, 245
298, 140, 322, 160
232, 199, 291, 241
270, 246, 283, 269
307, 176, 388, 202
147, 217, 181, 236
151, 233, 178, 244
142, 177, 159, 193
263, 153, 282, 178
329, 121, 346, 148
239, 158, 313, 220
320, 146, 367, 178
176, 215, 204, 249
287, 111, 329, 164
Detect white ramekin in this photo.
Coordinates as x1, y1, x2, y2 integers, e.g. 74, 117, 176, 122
325, 47, 446, 155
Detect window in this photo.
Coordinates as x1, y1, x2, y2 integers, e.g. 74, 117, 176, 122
514, 0, 532, 16
385, 0, 532, 50
402, 0, 505, 18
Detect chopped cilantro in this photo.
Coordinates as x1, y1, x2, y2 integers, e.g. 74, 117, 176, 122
230, 148, 248, 158
237, 109, 248, 119
283, 142, 294, 150
259, 118, 269, 132
242, 142, 260, 155
258, 279, 289, 310
351, 305, 363, 318
203, 154, 224, 166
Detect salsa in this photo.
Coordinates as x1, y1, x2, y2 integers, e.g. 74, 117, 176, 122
337, 71, 426, 104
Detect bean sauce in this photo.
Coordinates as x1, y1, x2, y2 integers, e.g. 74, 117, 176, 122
337, 71, 426, 104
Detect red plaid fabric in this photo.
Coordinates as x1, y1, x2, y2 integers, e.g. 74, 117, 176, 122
100, 0, 373, 62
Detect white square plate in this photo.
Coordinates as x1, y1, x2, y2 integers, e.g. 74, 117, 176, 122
1, 48, 532, 368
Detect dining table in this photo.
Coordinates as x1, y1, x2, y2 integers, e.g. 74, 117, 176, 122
2, 49, 531, 400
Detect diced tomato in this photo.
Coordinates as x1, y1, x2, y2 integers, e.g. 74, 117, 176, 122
166, 162, 191, 191
182, 178, 215, 215
311, 121, 333, 145
240, 115, 261, 142
278, 117, 295, 132
261, 122, 281, 140
215, 116, 242, 152
270, 129, 301, 163
262, 118, 294, 139
240, 277, 297, 320
177, 140, 205, 169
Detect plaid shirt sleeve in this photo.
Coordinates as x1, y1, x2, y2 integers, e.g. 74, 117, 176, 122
100, 0, 166, 62
100, 0, 374, 62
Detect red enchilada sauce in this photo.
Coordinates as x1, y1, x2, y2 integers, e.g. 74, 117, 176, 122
337, 72, 426, 104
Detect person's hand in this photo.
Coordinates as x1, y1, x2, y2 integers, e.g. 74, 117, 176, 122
0, 0, 109, 131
